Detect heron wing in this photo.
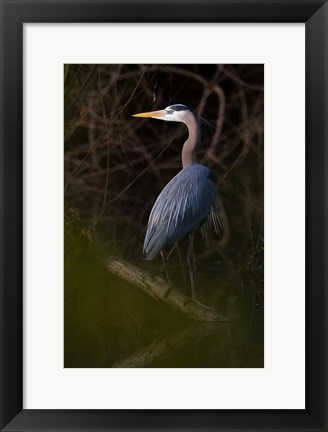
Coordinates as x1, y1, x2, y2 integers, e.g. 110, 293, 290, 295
143, 164, 217, 260
200, 197, 223, 240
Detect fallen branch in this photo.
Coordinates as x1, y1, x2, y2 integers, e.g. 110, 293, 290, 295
95, 252, 228, 322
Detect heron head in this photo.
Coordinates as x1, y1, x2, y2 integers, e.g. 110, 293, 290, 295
132, 104, 193, 123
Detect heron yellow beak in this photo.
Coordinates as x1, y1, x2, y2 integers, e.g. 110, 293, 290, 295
132, 110, 166, 118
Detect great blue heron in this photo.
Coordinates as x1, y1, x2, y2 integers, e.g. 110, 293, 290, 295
133, 104, 222, 301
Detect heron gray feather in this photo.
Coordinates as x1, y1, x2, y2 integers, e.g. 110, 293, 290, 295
143, 164, 219, 260
200, 200, 223, 240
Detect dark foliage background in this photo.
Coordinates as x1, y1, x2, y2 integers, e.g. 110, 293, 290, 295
64, 64, 264, 368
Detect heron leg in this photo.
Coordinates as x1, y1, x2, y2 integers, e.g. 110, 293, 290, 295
187, 233, 196, 300
175, 242, 187, 282
164, 243, 187, 283
192, 247, 198, 283
160, 251, 172, 286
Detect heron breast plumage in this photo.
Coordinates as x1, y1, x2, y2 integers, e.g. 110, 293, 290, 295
143, 164, 217, 260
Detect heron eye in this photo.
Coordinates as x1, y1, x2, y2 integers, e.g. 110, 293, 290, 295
166, 109, 174, 115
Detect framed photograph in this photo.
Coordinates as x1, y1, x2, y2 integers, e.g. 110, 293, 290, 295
0, 1, 327, 431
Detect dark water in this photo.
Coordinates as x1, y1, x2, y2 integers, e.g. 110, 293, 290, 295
64, 233, 264, 368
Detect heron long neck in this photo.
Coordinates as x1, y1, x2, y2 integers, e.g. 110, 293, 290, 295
182, 113, 200, 168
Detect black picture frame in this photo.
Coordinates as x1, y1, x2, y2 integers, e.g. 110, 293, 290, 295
0, 1, 327, 431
